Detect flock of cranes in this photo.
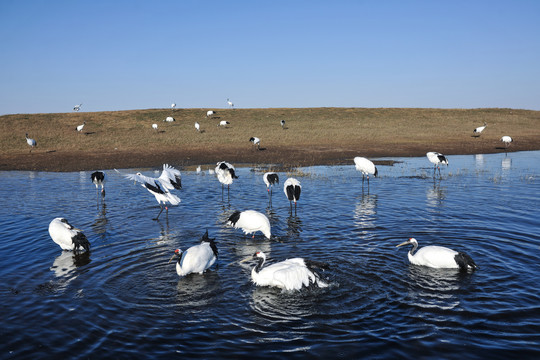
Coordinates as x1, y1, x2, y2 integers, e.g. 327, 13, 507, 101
40, 102, 518, 290
48, 143, 485, 291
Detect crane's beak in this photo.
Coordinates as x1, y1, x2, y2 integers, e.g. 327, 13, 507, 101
168, 253, 179, 264
396, 240, 410, 248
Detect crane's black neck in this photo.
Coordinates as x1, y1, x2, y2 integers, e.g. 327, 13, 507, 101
254, 257, 265, 273
409, 242, 418, 256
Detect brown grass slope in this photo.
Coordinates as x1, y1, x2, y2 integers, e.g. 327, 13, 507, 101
1, 107, 539, 171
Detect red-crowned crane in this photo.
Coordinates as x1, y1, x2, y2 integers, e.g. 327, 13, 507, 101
119, 164, 182, 220
215, 161, 238, 198
501, 136, 513, 149
168, 230, 218, 277
227, 210, 271, 239
263, 172, 279, 206
250, 251, 329, 291
473, 122, 487, 137
249, 137, 260, 150
48, 217, 90, 253
284, 177, 301, 213
396, 238, 477, 271
25, 133, 37, 152
426, 152, 449, 178
206, 110, 216, 117
76, 121, 86, 132
227, 98, 234, 109
73, 103, 82, 112
353, 157, 378, 186
91, 171, 105, 197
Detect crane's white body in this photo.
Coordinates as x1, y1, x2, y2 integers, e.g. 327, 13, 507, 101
171, 103, 176, 109
215, 161, 236, 186
251, 252, 328, 291
284, 178, 301, 204
152, 123, 158, 130
396, 238, 476, 270
228, 210, 271, 239
354, 157, 377, 176
174, 243, 217, 276
195, 122, 200, 131
218, 120, 230, 127
165, 116, 175, 122
76, 122, 86, 132
25, 133, 37, 150
48, 217, 89, 252
473, 122, 487, 135
73, 103, 82, 111
501, 136, 513, 147
426, 152, 449, 166
206, 110, 215, 117
227, 98, 234, 108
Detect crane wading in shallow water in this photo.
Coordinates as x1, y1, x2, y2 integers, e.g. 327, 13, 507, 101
227, 210, 271, 239
354, 157, 378, 187
48, 217, 90, 253
169, 230, 218, 277
426, 152, 449, 178
91, 171, 105, 197
284, 178, 301, 213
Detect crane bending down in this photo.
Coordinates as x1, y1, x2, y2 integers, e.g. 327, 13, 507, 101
396, 238, 477, 271
25, 133, 37, 152
426, 152, 449, 177
215, 161, 238, 198
227, 210, 271, 239
354, 157, 378, 186
168, 230, 218, 276
119, 164, 182, 220
250, 251, 329, 291
48, 217, 90, 252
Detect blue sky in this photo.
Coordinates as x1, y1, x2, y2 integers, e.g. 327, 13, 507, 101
1, 0, 539, 114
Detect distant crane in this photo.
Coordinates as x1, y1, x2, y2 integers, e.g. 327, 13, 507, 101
25, 133, 37, 152
473, 122, 487, 137
206, 110, 216, 117
165, 116, 175, 122
195, 122, 200, 132
227, 98, 234, 109
263, 172, 279, 202
171, 103, 176, 110
76, 121, 86, 132
280, 120, 286, 129
249, 137, 261, 150
215, 161, 238, 198
91, 171, 106, 197
501, 136, 513, 149
218, 120, 230, 127
152, 123, 158, 131
73, 103, 82, 112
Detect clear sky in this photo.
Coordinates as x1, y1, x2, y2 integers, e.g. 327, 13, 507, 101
1, 0, 539, 114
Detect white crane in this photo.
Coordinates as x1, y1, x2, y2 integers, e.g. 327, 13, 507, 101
227, 210, 271, 239
76, 121, 86, 132
73, 103, 82, 112
227, 98, 234, 109
280, 120, 286, 129
206, 110, 216, 117
501, 136, 513, 148
165, 116, 175, 122
152, 123, 158, 131
426, 152, 449, 177
25, 133, 37, 152
354, 157, 378, 185
168, 230, 218, 276
119, 164, 182, 220
396, 238, 477, 271
249, 251, 329, 291
48, 217, 90, 252
249, 137, 260, 150
284, 178, 301, 212
218, 120, 230, 127
195, 122, 200, 132
215, 161, 238, 197
171, 102, 176, 110
91, 171, 105, 197
473, 122, 487, 137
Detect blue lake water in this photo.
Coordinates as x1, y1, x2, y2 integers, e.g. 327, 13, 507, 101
1, 151, 539, 359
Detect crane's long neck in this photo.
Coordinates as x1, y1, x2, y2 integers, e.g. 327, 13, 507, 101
409, 242, 418, 256
254, 257, 265, 273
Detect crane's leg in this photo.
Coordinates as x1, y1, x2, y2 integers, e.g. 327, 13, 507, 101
154, 205, 164, 220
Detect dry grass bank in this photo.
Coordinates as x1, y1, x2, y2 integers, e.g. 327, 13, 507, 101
1, 107, 539, 171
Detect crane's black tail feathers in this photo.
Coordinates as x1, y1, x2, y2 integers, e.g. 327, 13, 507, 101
304, 259, 330, 271
455, 252, 477, 271
201, 229, 218, 257
73, 232, 90, 253
227, 211, 241, 226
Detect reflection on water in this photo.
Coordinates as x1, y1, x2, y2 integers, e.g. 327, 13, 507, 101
1, 151, 539, 358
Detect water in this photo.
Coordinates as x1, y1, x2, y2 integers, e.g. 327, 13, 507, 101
1, 152, 539, 359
